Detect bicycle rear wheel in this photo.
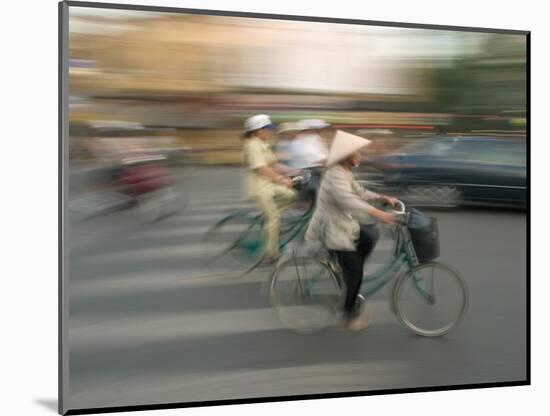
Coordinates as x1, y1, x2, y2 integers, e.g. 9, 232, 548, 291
203, 210, 264, 271
393, 262, 468, 337
270, 256, 345, 334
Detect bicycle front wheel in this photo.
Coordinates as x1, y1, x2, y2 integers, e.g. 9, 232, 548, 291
393, 262, 468, 337
203, 210, 264, 271
270, 256, 345, 334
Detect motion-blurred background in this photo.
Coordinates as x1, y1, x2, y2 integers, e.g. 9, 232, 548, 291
68, 8, 527, 211
68, 9, 526, 157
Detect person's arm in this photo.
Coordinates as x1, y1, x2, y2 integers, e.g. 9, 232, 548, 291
376, 193, 399, 207
274, 142, 289, 164
245, 140, 293, 187
257, 165, 292, 187
330, 171, 395, 224
352, 179, 398, 207
273, 162, 300, 176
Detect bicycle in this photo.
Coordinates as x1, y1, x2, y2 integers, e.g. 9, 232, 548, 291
203, 171, 314, 274
269, 200, 469, 337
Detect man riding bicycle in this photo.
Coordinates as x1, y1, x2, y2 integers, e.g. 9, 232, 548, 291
242, 114, 298, 263
288, 119, 331, 205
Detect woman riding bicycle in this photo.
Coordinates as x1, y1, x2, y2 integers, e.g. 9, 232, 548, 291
305, 130, 398, 331
242, 114, 298, 263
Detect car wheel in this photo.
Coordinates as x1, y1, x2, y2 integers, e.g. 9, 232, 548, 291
404, 185, 462, 208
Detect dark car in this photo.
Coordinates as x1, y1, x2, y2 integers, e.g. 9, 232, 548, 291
357, 136, 527, 209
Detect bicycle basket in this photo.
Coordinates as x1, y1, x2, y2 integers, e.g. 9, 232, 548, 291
407, 209, 440, 263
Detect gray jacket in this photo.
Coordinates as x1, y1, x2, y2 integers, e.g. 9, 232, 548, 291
305, 164, 379, 251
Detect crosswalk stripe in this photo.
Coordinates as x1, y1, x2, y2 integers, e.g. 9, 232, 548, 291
75, 240, 395, 265
74, 242, 227, 263
70, 268, 271, 299
69, 300, 394, 351
66, 358, 418, 410
124, 223, 254, 240
164, 207, 310, 223
161, 212, 241, 223
70, 258, 395, 308
184, 202, 253, 212
185, 194, 245, 205
124, 216, 315, 239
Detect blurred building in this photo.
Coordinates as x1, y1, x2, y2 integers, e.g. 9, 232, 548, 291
69, 13, 429, 99
68, 9, 527, 164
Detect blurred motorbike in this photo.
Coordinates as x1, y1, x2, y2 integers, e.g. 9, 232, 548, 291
70, 153, 183, 223
119, 154, 183, 222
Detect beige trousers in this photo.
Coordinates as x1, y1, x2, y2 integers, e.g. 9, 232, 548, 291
253, 184, 296, 258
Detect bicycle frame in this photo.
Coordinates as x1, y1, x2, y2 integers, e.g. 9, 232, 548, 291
278, 205, 314, 250
217, 202, 314, 259
297, 225, 409, 295
359, 225, 432, 302
360, 251, 409, 298
294, 223, 425, 301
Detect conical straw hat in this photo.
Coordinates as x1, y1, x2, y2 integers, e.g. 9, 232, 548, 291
326, 130, 371, 167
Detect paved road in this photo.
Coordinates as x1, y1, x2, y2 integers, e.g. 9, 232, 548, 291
66, 166, 527, 411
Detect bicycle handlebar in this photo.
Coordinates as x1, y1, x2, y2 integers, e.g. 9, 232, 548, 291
392, 199, 406, 215
290, 170, 312, 187
382, 199, 407, 225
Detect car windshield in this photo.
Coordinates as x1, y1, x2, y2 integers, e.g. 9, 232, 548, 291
450, 139, 526, 165
396, 140, 454, 157
395, 138, 526, 166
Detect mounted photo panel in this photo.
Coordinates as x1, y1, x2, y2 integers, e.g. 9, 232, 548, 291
59, 1, 529, 414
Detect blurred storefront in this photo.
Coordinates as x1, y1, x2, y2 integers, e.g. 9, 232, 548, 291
68, 10, 527, 165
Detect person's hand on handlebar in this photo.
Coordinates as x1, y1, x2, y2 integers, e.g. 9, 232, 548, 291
276, 175, 293, 188
377, 194, 399, 208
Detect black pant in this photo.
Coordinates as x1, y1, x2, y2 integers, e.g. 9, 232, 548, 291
331, 225, 380, 319
303, 167, 322, 207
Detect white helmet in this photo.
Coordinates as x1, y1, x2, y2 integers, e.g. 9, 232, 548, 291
297, 119, 330, 131
277, 122, 300, 134
244, 114, 274, 134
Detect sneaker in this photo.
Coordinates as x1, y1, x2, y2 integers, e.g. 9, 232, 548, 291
345, 317, 369, 331
343, 295, 370, 331
257, 255, 279, 268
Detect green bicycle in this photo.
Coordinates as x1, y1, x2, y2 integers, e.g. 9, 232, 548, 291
269, 200, 469, 336
203, 173, 314, 273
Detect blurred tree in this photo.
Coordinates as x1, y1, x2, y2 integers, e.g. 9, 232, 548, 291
431, 60, 471, 113
429, 33, 526, 132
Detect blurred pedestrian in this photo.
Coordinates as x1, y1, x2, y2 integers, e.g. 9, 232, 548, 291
289, 119, 330, 169
274, 122, 300, 166
289, 119, 331, 205
305, 130, 398, 331
242, 115, 297, 262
